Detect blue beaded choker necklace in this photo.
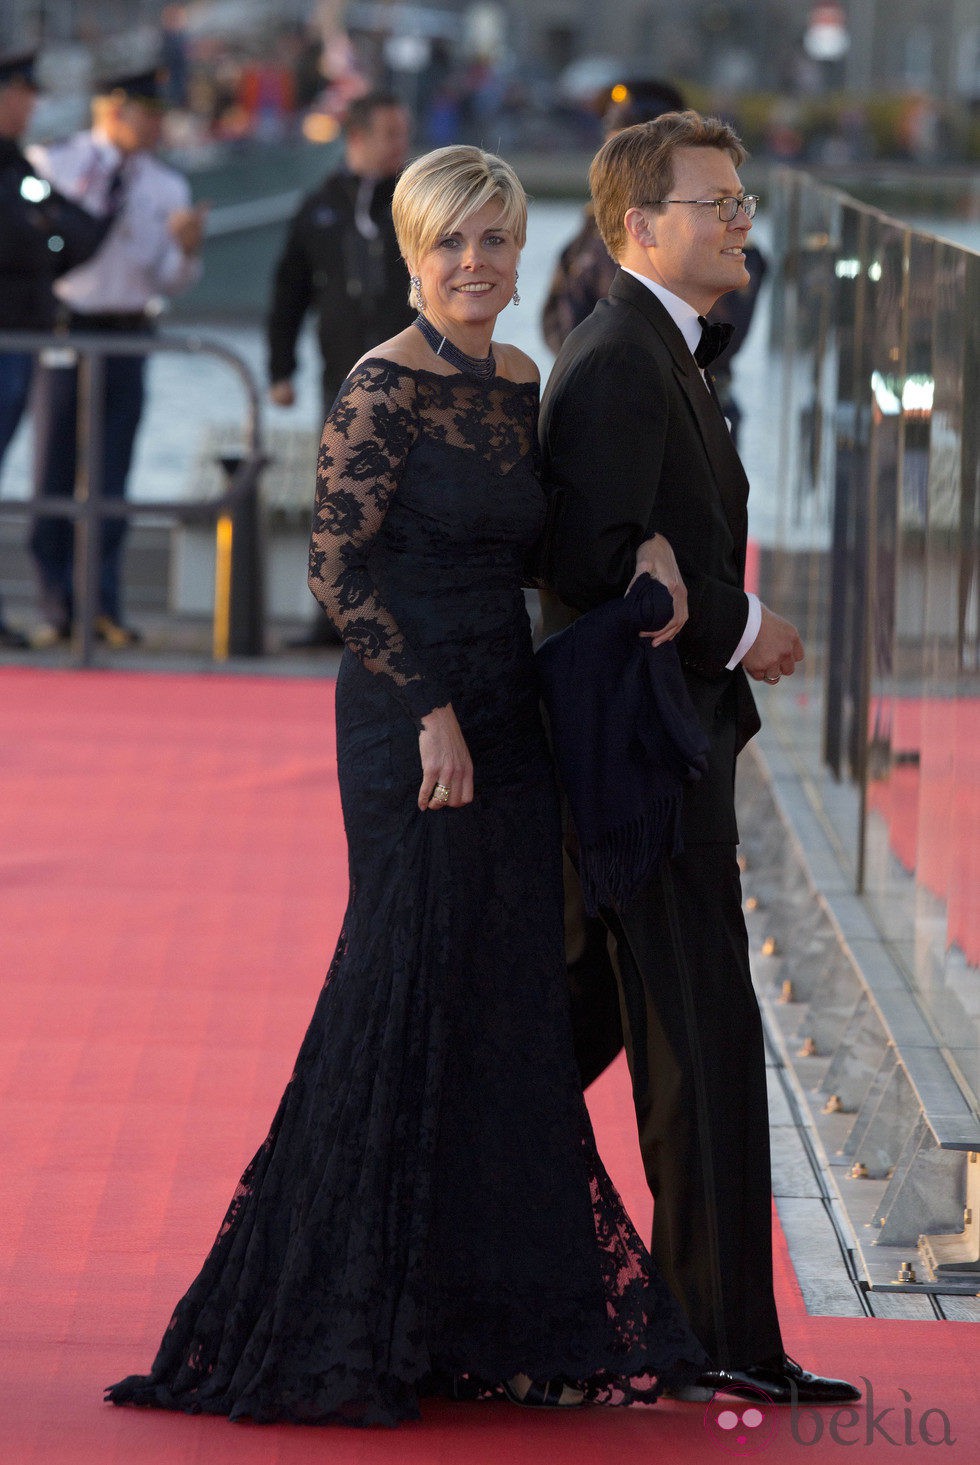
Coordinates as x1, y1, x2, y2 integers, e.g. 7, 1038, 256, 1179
414, 313, 496, 382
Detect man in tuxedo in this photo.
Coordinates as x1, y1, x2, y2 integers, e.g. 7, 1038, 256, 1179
539, 110, 859, 1405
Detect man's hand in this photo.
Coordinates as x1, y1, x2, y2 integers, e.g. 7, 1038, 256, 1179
168, 203, 208, 256
269, 380, 296, 407
743, 604, 804, 684
630, 533, 689, 646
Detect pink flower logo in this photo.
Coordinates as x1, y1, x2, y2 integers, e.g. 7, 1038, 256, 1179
704, 1385, 777, 1454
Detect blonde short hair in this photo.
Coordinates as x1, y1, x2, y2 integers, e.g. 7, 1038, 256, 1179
590, 110, 747, 260
392, 145, 527, 269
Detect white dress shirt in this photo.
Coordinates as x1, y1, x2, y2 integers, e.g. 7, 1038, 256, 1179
27, 129, 202, 314
621, 268, 761, 668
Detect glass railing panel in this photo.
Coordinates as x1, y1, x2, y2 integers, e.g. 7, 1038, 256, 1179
861, 218, 927, 956
759, 171, 980, 1118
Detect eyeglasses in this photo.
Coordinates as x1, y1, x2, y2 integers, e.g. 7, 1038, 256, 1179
646, 195, 759, 222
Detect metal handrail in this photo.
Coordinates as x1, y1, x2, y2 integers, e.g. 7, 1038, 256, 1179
0, 326, 265, 664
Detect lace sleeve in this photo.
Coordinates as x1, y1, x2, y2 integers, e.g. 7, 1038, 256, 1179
308, 360, 450, 723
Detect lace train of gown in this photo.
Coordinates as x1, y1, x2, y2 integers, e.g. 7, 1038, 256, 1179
105, 360, 706, 1427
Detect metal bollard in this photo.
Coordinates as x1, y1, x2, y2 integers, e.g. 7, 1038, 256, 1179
213, 453, 266, 659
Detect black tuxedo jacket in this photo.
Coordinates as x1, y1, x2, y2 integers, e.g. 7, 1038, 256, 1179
539, 269, 761, 843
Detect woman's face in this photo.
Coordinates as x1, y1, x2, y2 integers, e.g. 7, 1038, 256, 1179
411, 197, 520, 332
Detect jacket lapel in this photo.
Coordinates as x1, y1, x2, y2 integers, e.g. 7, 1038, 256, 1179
608, 272, 749, 556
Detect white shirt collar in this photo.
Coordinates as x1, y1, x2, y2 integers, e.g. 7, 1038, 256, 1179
621, 268, 703, 360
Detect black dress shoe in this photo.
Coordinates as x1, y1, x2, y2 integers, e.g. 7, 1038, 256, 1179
694, 1355, 861, 1406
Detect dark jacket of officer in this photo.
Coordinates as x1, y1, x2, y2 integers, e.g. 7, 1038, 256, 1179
266, 168, 414, 410
0, 135, 57, 329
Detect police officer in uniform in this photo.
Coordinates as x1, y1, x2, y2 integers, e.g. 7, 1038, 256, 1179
267, 90, 413, 415
0, 52, 49, 648
266, 90, 413, 648
27, 66, 206, 648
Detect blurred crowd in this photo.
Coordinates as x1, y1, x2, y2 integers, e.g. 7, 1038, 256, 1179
18, 4, 971, 166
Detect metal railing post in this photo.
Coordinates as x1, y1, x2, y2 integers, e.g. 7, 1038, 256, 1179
0, 327, 268, 664
74, 348, 106, 668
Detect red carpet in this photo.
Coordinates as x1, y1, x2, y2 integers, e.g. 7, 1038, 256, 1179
0, 667, 976, 1464
867, 696, 980, 967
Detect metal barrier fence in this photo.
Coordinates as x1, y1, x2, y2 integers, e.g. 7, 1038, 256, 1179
758, 170, 980, 1281
0, 327, 266, 664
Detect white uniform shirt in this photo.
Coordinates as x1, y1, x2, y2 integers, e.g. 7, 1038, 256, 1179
27, 129, 202, 313
622, 267, 761, 668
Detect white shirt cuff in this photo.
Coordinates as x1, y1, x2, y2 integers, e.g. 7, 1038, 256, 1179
726, 591, 761, 669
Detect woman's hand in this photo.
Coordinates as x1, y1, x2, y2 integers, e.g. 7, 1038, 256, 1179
628, 533, 689, 647
418, 704, 474, 811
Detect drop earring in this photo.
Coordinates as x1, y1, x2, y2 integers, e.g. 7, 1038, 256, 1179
410, 275, 426, 312
512, 270, 521, 306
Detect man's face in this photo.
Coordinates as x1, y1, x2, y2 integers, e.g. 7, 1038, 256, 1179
0, 77, 38, 139
349, 106, 411, 178
104, 98, 163, 152
640, 145, 752, 312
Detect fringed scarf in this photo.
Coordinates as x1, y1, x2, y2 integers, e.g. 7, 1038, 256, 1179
537, 574, 709, 915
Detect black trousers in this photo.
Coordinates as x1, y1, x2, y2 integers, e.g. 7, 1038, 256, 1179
571, 843, 785, 1369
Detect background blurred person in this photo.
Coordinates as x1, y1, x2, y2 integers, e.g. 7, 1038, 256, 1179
266, 89, 414, 648
0, 50, 118, 648
266, 90, 413, 416
0, 51, 46, 649
159, 5, 190, 110
26, 67, 206, 649
541, 80, 687, 354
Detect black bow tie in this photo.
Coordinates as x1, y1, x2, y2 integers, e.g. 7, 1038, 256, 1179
694, 317, 735, 369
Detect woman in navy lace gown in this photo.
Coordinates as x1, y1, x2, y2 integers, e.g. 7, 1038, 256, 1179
105, 146, 704, 1427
